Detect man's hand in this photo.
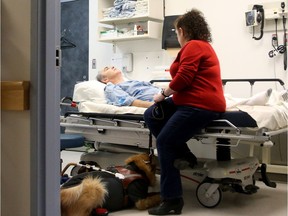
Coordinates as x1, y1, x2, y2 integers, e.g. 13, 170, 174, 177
153, 93, 165, 103
154, 87, 175, 103
131, 99, 154, 108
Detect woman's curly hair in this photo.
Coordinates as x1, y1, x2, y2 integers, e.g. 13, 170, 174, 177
174, 9, 212, 42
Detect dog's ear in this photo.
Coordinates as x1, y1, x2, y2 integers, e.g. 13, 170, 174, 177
125, 153, 156, 186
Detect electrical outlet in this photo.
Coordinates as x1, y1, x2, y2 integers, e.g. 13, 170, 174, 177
92, 59, 96, 69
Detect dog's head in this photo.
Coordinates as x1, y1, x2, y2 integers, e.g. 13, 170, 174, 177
125, 153, 157, 186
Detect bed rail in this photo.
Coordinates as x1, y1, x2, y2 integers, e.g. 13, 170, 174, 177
221, 78, 285, 89
151, 78, 285, 89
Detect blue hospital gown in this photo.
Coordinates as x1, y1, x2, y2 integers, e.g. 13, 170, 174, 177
104, 80, 161, 106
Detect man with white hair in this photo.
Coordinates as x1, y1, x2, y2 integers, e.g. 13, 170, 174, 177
97, 66, 161, 108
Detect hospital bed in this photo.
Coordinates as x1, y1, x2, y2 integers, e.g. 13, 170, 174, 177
60, 78, 287, 208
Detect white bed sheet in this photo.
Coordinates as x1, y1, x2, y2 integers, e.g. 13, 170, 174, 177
225, 89, 288, 130
78, 101, 146, 115
236, 104, 288, 130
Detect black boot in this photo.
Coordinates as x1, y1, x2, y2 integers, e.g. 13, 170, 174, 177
148, 198, 184, 215
174, 152, 198, 170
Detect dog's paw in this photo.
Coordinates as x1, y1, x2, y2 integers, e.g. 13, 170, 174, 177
135, 194, 161, 210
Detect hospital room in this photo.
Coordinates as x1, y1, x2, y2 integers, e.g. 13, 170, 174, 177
59, 0, 288, 215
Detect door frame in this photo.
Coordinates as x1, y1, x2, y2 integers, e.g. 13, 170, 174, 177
31, 0, 61, 215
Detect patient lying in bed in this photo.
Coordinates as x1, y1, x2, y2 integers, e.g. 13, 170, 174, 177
96, 66, 161, 108
72, 77, 288, 130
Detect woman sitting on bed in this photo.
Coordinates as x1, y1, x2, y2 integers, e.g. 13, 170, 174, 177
96, 66, 161, 108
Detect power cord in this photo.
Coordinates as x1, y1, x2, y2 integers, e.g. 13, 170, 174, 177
268, 19, 286, 58
281, 1, 287, 70
252, 5, 264, 40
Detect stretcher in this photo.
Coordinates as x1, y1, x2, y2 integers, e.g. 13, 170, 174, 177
60, 78, 288, 208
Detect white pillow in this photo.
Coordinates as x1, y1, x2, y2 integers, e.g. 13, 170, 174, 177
73, 80, 107, 104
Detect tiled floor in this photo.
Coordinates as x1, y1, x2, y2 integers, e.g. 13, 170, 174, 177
61, 149, 288, 216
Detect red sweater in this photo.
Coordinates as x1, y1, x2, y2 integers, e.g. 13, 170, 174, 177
169, 40, 226, 112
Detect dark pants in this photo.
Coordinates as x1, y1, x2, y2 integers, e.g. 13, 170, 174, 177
144, 98, 221, 199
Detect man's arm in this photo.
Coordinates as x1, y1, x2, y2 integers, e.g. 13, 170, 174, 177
105, 83, 154, 107
131, 99, 154, 108
105, 84, 134, 106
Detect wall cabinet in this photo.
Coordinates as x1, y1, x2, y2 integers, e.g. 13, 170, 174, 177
98, 0, 163, 42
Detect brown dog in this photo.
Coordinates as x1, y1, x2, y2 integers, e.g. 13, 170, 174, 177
61, 176, 107, 216
60, 153, 161, 216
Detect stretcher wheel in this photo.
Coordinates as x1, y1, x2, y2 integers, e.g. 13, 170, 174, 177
196, 182, 222, 208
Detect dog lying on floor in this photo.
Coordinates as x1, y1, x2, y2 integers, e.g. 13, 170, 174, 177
60, 153, 161, 216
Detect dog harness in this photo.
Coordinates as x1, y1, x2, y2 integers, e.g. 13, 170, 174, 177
109, 165, 149, 207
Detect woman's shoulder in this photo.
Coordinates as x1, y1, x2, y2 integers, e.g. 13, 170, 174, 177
184, 40, 214, 54
186, 40, 210, 47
